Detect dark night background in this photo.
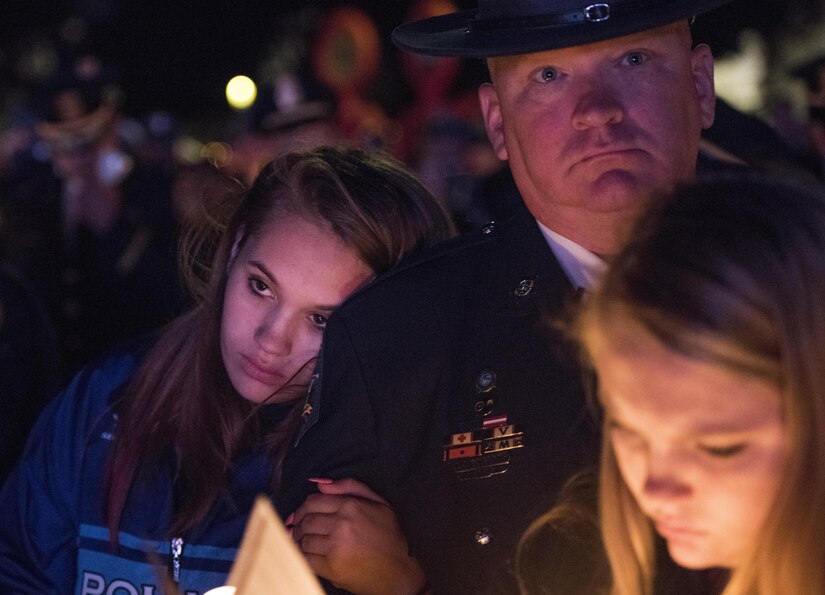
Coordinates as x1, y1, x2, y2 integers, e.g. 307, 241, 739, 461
0, 0, 822, 134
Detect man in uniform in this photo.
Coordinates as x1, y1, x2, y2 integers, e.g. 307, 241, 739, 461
281, 0, 727, 592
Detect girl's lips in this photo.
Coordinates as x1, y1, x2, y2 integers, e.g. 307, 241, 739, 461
240, 354, 285, 385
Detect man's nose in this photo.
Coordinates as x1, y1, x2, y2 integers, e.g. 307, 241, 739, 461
571, 78, 625, 130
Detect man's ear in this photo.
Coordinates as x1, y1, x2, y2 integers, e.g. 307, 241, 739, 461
691, 43, 716, 129
478, 83, 509, 161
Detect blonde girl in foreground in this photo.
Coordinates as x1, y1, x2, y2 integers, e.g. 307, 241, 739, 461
577, 172, 825, 595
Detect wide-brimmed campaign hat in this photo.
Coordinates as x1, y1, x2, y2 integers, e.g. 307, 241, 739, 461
392, 0, 734, 58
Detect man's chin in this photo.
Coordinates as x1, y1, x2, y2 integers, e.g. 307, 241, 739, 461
584, 170, 662, 211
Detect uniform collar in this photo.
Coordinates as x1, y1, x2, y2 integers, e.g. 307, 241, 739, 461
536, 221, 607, 292
488, 203, 578, 317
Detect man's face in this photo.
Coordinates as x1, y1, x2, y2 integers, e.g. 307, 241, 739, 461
479, 22, 715, 252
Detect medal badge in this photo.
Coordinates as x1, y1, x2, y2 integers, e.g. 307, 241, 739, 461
442, 415, 525, 480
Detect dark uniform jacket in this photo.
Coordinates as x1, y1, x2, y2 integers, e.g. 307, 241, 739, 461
281, 200, 600, 594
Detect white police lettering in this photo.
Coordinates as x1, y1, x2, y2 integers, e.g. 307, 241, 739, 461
80, 572, 105, 595
80, 572, 162, 595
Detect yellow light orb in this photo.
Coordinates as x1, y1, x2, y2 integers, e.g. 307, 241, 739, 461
226, 75, 257, 110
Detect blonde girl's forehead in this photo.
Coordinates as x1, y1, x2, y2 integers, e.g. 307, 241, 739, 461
600, 349, 782, 441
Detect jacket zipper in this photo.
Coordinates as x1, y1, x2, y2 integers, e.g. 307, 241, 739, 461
170, 537, 183, 584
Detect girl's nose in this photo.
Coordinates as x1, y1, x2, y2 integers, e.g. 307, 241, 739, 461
642, 474, 692, 500
255, 311, 292, 355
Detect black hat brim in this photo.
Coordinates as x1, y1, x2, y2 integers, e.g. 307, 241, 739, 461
393, 0, 733, 58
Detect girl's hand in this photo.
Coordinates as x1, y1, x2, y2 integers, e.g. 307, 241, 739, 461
287, 478, 428, 595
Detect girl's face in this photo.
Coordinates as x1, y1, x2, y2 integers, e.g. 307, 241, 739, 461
220, 214, 373, 404
589, 320, 786, 569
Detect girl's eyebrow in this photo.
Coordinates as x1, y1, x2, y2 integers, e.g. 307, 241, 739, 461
249, 260, 276, 285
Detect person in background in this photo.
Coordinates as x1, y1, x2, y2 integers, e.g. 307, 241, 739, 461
700, 96, 820, 181
791, 50, 825, 179
0, 146, 455, 594
0, 53, 181, 374
576, 172, 825, 595
281, 0, 734, 592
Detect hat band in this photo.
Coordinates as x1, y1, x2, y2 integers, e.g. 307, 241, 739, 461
470, 0, 658, 31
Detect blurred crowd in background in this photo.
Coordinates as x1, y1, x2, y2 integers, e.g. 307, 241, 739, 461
0, 0, 824, 479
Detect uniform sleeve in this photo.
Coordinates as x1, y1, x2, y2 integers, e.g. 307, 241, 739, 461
0, 365, 111, 593
279, 310, 382, 517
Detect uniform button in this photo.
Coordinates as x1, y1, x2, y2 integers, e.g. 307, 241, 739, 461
474, 399, 495, 415
481, 222, 495, 235
475, 369, 497, 393
512, 278, 535, 297
474, 527, 492, 545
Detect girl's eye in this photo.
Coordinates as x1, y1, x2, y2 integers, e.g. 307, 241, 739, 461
623, 52, 646, 66
538, 67, 558, 82
310, 313, 328, 329
701, 443, 746, 458
248, 277, 269, 296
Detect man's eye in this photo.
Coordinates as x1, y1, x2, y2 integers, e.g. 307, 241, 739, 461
624, 52, 646, 66
538, 67, 558, 82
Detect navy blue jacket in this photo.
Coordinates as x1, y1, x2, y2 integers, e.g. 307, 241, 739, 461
0, 346, 275, 594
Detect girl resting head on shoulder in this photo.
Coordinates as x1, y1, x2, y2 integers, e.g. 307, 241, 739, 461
106, 146, 454, 543
576, 171, 825, 595
0, 145, 453, 594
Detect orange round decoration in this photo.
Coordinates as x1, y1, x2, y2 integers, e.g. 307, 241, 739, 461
312, 7, 381, 96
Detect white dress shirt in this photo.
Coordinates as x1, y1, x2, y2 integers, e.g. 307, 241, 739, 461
536, 220, 607, 292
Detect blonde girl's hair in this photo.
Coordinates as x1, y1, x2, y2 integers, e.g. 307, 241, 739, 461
576, 171, 825, 595
515, 470, 612, 595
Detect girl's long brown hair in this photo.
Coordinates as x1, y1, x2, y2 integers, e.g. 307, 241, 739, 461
105, 146, 456, 537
